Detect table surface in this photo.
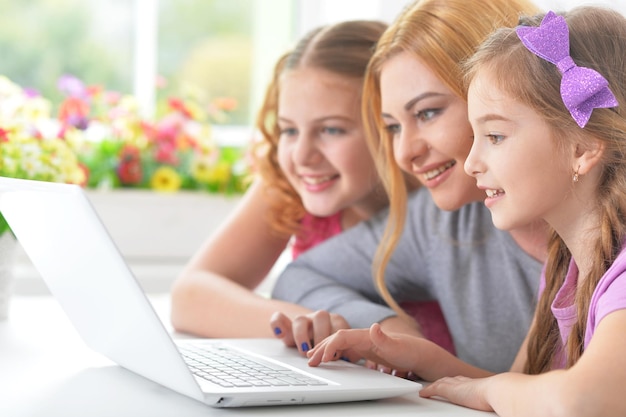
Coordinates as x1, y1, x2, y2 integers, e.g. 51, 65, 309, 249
0, 295, 496, 417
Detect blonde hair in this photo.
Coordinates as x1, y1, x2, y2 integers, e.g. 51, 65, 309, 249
252, 20, 387, 237
362, 0, 541, 317
464, 6, 626, 373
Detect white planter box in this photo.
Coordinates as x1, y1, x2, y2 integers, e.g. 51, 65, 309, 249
14, 190, 242, 294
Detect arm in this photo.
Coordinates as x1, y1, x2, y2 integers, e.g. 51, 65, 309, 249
270, 310, 421, 353
271, 189, 441, 338
271, 195, 427, 330
170, 180, 311, 337
307, 323, 491, 380
420, 310, 626, 416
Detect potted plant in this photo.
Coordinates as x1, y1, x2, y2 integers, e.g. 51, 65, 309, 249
56, 74, 249, 195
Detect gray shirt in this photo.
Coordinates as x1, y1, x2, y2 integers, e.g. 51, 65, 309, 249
272, 187, 542, 373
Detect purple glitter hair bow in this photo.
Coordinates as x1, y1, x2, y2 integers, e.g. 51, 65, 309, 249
516, 11, 618, 128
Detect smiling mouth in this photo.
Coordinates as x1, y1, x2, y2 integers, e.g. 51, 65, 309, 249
485, 189, 505, 198
301, 174, 338, 185
423, 161, 456, 181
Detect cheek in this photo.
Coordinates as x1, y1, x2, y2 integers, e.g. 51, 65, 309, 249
444, 130, 473, 162
391, 139, 407, 172
276, 141, 291, 172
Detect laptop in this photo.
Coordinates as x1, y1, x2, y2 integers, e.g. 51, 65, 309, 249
0, 176, 421, 408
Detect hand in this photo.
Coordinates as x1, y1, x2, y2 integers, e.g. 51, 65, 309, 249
419, 376, 493, 412
306, 322, 424, 374
270, 310, 350, 355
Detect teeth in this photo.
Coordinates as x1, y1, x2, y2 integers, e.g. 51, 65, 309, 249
486, 189, 504, 198
424, 161, 456, 180
302, 175, 335, 185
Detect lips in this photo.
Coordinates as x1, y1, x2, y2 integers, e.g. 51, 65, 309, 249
301, 174, 338, 185
423, 160, 456, 181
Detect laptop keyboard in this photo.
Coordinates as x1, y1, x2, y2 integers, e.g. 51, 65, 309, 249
179, 344, 329, 388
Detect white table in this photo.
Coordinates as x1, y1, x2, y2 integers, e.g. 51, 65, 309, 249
0, 295, 495, 417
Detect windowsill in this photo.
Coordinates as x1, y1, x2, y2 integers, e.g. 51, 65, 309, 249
14, 190, 243, 295
12, 188, 288, 296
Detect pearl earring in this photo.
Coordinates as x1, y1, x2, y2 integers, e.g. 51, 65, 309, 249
572, 165, 581, 182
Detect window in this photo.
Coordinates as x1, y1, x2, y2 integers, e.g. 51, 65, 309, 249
0, 0, 295, 130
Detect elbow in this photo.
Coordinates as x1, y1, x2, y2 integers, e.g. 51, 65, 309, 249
169, 274, 196, 333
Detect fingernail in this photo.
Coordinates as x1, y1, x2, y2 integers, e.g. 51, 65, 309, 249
301, 342, 310, 352
340, 356, 350, 362
273, 327, 282, 335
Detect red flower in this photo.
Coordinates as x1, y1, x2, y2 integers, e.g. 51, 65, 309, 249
117, 145, 143, 185
168, 97, 193, 118
0, 128, 10, 142
58, 96, 90, 130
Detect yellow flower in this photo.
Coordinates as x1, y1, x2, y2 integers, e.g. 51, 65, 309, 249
150, 166, 182, 192
192, 158, 230, 185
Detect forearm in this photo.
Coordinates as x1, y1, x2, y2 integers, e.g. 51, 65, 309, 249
484, 371, 591, 417
410, 337, 493, 381
171, 271, 311, 337
273, 264, 396, 328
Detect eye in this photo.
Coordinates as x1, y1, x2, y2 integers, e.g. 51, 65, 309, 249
279, 127, 298, 138
486, 133, 505, 145
414, 108, 441, 123
383, 123, 400, 136
321, 126, 345, 136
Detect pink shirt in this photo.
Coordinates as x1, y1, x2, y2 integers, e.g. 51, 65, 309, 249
545, 245, 626, 368
291, 212, 343, 259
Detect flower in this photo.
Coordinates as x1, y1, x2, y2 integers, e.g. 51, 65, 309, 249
56, 74, 249, 194
150, 166, 182, 192
0, 76, 86, 236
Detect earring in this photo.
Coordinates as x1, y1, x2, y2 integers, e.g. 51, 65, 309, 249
572, 165, 581, 182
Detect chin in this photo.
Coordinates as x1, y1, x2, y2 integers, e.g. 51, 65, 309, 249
303, 205, 336, 218
490, 216, 514, 231
432, 195, 466, 212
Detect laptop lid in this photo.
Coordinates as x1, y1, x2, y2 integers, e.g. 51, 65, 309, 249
0, 177, 421, 407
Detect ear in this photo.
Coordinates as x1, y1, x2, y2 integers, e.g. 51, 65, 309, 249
573, 137, 605, 176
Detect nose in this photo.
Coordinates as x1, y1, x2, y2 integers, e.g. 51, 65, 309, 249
464, 138, 483, 177
292, 133, 322, 166
393, 125, 430, 172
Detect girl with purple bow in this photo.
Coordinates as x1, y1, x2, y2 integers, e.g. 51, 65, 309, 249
306, 6, 626, 415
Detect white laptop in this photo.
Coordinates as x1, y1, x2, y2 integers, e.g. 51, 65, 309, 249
0, 176, 421, 408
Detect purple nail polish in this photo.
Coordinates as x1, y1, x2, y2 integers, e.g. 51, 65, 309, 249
301, 342, 309, 352
273, 327, 282, 335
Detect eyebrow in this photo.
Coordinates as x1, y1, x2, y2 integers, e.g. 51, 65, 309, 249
277, 115, 353, 124
474, 113, 512, 124
381, 91, 447, 118
404, 92, 446, 111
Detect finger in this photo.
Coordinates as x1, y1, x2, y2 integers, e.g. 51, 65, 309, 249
369, 322, 390, 348
306, 337, 334, 366
306, 342, 325, 366
377, 364, 392, 374
419, 377, 458, 398
291, 315, 314, 355
309, 310, 332, 347
367, 324, 412, 371
269, 312, 295, 347
317, 329, 365, 363
392, 369, 410, 379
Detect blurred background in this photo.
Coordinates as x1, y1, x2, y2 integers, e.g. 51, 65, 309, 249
2, 0, 623, 295
0, 0, 618, 142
